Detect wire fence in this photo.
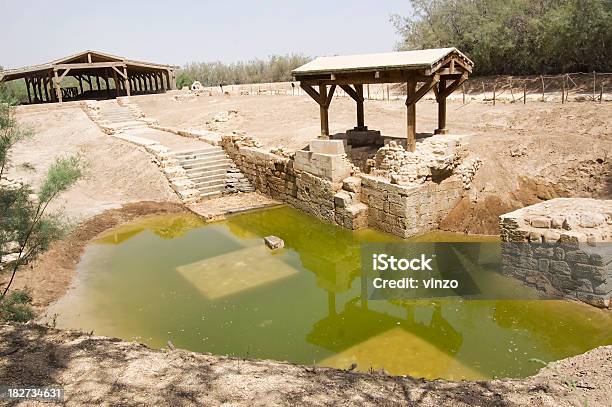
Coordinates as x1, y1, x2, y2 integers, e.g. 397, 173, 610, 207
197, 72, 612, 104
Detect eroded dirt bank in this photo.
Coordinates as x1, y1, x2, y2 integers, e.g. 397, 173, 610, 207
1, 323, 610, 406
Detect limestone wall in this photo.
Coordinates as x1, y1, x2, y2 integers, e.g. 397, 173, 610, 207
221, 135, 473, 238
500, 198, 612, 308
360, 175, 463, 237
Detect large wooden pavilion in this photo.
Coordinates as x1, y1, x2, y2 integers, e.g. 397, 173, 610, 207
292, 48, 473, 151
0, 50, 178, 104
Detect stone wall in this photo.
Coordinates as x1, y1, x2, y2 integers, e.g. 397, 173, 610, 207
360, 175, 464, 238
221, 135, 477, 238
500, 198, 612, 308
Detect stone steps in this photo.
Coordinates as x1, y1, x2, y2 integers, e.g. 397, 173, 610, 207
175, 147, 253, 199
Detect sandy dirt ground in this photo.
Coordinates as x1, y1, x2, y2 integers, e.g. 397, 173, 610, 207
1, 322, 610, 407
7, 105, 179, 222
136, 92, 612, 234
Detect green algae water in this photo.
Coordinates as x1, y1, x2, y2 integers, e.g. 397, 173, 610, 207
48, 206, 612, 380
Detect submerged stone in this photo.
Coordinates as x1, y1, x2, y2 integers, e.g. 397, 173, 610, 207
264, 235, 284, 250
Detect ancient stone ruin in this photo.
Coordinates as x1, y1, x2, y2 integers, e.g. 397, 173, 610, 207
500, 198, 612, 308
222, 134, 480, 238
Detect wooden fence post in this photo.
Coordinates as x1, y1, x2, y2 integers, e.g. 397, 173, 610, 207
493, 81, 496, 106
562, 77, 565, 103
523, 82, 527, 104
600, 83, 604, 104
367, 84, 370, 100
541, 76, 545, 102
462, 83, 465, 104
593, 71, 596, 101
387, 84, 390, 100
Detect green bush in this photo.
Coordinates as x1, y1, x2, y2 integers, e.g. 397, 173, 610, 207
391, 0, 612, 75
0, 290, 35, 322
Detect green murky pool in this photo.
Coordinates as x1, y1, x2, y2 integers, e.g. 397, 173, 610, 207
48, 206, 612, 380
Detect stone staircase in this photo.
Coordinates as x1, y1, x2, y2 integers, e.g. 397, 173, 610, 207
84, 100, 150, 134
82, 99, 253, 202
171, 147, 254, 198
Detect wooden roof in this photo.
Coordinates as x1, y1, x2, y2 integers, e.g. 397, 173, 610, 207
0, 50, 178, 82
293, 48, 473, 82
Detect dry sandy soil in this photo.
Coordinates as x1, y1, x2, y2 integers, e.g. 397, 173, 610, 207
7, 104, 179, 222
135, 92, 612, 234
1, 322, 611, 406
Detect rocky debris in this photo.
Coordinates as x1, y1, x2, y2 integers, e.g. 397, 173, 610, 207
370, 136, 479, 189
264, 235, 284, 250
508, 146, 527, 157
500, 198, 612, 308
223, 133, 262, 149
206, 110, 239, 130
270, 146, 293, 158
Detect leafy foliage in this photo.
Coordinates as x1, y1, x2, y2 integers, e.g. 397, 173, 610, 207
177, 54, 311, 87
391, 0, 612, 75
0, 290, 35, 322
0, 95, 83, 301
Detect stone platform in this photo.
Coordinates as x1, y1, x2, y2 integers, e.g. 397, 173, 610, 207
500, 198, 612, 308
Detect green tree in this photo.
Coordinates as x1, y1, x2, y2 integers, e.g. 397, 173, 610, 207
0, 98, 83, 306
391, 0, 612, 75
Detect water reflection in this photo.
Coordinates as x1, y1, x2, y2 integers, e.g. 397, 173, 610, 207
47, 206, 612, 380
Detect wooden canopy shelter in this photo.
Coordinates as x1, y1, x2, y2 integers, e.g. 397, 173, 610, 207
0, 50, 178, 104
292, 48, 473, 151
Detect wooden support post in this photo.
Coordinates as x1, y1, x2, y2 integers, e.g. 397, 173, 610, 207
123, 67, 130, 96
600, 83, 604, 104
541, 76, 545, 101
406, 77, 416, 152
78, 76, 83, 95
355, 84, 366, 130
434, 79, 448, 135
54, 71, 63, 103
593, 71, 596, 101
367, 84, 370, 100
104, 69, 110, 95
112, 69, 119, 97
492, 81, 496, 106
42, 76, 50, 102
523, 83, 527, 104
462, 83, 466, 104
319, 84, 329, 138
96, 76, 101, 91
25, 77, 32, 104
562, 78, 565, 103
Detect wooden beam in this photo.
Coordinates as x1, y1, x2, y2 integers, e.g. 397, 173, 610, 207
435, 79, 448, 135
319, 84, 329, 138
438, 72, 469, 99
300, 83, 321, 104
123, 67, 130, 96
54, 71, 62, 103
406, 77, 417, 152
111, 65, 127, 79
405, 74, 440, 107
25, 77, 32, 104
355, 84, 365, 130
54, 62, 125, 70
339, 84, 360, 102
111, 69, 119, 97
324, 84, 336, 108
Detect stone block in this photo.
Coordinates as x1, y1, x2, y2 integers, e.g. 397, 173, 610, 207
264, 236, 284, 250
310, 139, 346, 155
334, 191, 352, 208
341, 176, 360, 190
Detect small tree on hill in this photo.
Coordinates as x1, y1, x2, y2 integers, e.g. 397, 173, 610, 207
0, 98, 83, 305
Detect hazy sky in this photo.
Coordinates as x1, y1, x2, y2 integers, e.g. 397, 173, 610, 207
1, 0, 410, 69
